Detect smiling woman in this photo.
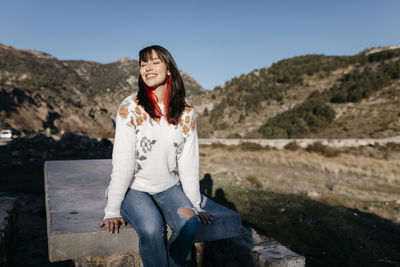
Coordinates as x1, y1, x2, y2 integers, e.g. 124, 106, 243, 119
99, 45, 214, 267
139, 50, 171, 88
136, 46, 189, 126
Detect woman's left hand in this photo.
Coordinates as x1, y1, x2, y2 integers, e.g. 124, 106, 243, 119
197, 211, 214, 224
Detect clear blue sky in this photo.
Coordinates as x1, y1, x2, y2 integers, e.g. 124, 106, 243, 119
1, 0, 399, 90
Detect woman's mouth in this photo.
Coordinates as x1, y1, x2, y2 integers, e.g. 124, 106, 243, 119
146, 74, 157, 79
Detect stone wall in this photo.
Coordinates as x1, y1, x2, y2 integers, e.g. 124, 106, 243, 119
199, 137, 400, 149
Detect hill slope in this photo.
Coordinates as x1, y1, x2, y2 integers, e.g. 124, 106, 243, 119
193, 46, 400, 138
2, 43, 399, 139
0, 44, 206, 138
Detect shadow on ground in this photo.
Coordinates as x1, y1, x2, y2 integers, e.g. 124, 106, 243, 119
206, 179, 400, 267
4, 168, 400, 266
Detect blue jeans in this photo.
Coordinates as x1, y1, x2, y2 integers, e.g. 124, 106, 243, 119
120, 183, 198, 267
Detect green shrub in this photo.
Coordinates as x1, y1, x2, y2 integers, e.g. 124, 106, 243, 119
237, 142, 265, 151
226, 133, 242, 139
329, 60, 400, 103
367, 48, 400, 62
209, 142, 228, 149
258, 98, 335, 138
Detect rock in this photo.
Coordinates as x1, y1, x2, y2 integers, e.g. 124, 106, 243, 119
307, 191, 320, 199
0, 195, 17, 266
100, 138, 112, 147
60, 132, 75, 141
73, 252, 142, 267
1, 133, 113, 168
106, 253, 139, 267
10, 151, 21, 157
79, 136, 89, 149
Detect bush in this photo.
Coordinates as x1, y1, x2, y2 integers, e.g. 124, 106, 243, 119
367, 48, 400, 62
237, 142, 265, 151
329, 60, 400, 103
208, 142, 228, 149
226, 133, 242, 139
384, 142, 400, 152
258, 98, 335, 138
284, 141, 300, 151
306, 142, 340, 157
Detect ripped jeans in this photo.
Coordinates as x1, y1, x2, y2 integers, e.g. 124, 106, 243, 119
120, 183, 198, 267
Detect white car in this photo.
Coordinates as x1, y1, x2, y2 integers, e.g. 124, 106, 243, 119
0, 129, 12, 138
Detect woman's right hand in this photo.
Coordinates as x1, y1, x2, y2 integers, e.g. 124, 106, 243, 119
197, 211, 214, 224
99, 217, 127, 234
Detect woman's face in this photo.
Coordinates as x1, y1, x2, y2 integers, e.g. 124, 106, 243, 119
140, 49, 171, 89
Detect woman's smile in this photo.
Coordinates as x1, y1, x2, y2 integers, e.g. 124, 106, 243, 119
146, 73, 158, 79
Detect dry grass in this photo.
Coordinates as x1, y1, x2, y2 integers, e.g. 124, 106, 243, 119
199, 145, 400, 222
199, 144, 400, 266
306, 141, 341, 157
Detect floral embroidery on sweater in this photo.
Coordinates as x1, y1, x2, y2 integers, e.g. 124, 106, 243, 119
174, 141, 185, 159
184, 115, 190, 124
190, 119, 196, 131
118, 95, 197, 175
130, 116, 136, 128
118, 104, 129, 119
135, 106, 141, 115
134, 136, 157, 174
141, 136, 156, 153
181, 107, 196, 137
133, 105, 149, 127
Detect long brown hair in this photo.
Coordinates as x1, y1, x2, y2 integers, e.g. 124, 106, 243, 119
137, 45, 190, 125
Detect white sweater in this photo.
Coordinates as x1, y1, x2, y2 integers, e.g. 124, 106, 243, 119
103, 94, 203, 220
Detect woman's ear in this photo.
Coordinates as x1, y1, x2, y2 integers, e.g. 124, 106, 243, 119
167, 70, 171, 76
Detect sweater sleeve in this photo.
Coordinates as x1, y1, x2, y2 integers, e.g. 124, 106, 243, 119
177, 110, 205, 214
103, 100, 136, 220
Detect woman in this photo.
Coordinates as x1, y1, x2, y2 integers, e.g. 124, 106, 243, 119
99, 45, 213, 267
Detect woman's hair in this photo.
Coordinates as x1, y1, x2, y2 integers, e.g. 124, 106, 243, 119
137, 45, 190, 125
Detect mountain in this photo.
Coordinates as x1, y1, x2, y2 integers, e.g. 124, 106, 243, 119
2, 43, 399, 140
0, 44, 207, 138
193, 46, 400, 139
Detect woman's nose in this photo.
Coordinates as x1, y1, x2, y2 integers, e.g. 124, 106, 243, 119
145, 63, 153, 71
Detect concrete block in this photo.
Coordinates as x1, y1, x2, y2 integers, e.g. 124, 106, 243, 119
44, 159, 241, 262
234, 227, 305, 267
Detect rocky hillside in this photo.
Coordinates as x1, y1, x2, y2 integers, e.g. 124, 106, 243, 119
2, 43, 400, 140
193, 46, 400, 139
0, 43, 206, 138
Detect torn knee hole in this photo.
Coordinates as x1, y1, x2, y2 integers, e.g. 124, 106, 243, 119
178, 207, 195, 221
